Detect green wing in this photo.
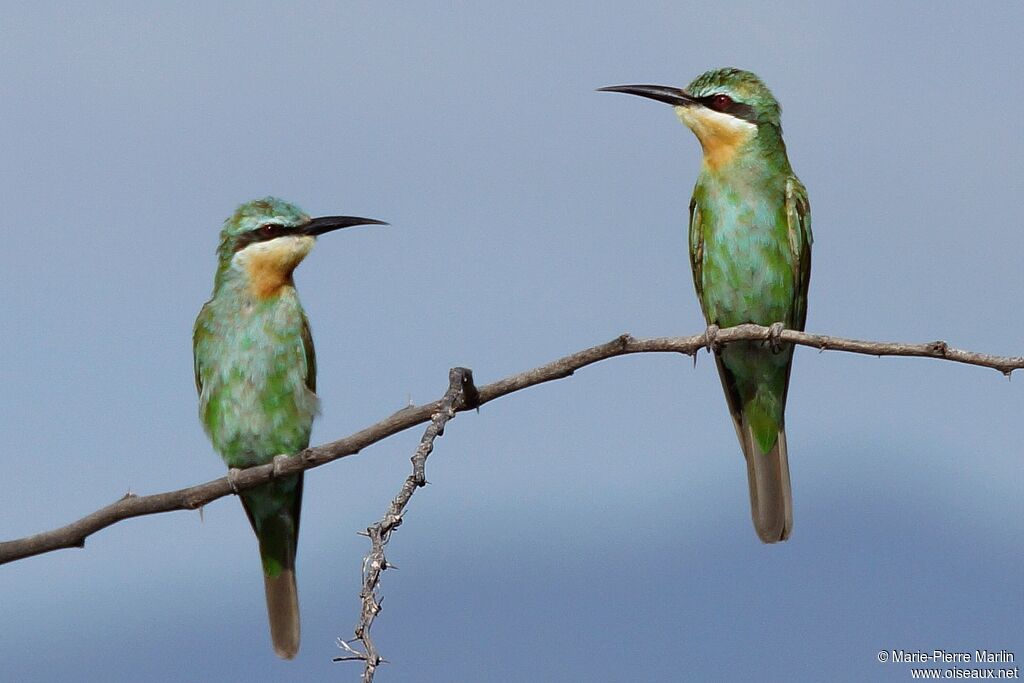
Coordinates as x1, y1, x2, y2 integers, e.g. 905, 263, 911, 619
299, 310, 316, 394
785, 176, 812, 331
192, 301, 213, 397
777, 175, 812, 415
688, 194, 706, 312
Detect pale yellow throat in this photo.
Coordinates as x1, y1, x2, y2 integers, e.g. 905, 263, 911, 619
235, 235, 315, 299
675, 105, 757, 171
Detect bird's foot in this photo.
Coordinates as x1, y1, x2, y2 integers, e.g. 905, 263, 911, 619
226, 468, 243, 495
767, 322, 785, 353
703, 324, 721, 354
272, 454, 290, 478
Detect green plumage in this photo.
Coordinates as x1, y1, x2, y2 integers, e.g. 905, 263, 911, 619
193, 281, 315, 575
687, 69, 812, 542
193, 198, 319, 660
689, 153, 811, 455
194, 199, 383, 657
601, 68, 812, 543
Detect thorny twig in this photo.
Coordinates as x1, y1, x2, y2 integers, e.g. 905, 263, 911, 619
334, 368, 479, 681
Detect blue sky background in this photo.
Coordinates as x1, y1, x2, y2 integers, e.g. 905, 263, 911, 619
1, 3, 1021, 681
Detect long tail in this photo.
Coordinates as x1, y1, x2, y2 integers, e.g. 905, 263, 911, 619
262, 555, 300, 659
714, 353, 793, 543
734, 419, 792, 543
241, 474, 303, 659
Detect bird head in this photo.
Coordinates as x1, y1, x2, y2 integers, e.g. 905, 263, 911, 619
214, 197, 386, 298
599, 68, 783, 170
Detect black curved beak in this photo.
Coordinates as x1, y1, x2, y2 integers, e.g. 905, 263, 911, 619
302, 215, 389, 237
597, 84, 697, 107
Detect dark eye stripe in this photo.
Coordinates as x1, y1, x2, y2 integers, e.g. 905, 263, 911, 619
232, 223, 288, 252
697, 94, 757, 123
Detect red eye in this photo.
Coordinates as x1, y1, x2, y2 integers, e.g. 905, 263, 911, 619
710, 94, 733, 111
258, 224, 281, 239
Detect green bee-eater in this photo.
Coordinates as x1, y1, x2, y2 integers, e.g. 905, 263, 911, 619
193, 197, 385, 657
600, 68, 812, 543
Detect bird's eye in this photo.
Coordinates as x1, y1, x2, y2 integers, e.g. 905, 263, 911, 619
258, 224, 281, 239
710, 94, 733, 111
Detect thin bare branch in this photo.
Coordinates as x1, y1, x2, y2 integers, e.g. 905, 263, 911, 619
334, 368, 478, 680
1, 324, 1019, 566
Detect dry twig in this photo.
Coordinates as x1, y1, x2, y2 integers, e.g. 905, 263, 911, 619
2, 323, 1020, 567
334, 368, 479, 681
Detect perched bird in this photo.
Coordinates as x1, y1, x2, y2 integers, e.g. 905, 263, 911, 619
600, 69, 811, 543
193, 197, 385, 657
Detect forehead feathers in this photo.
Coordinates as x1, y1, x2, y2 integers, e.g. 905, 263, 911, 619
686, 68, 781, 125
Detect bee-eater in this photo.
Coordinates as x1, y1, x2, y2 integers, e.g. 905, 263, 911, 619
193, 197, 385, 658
600, 68, 811, 543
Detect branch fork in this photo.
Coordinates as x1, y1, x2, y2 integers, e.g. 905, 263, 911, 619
2, 327, 1018, 567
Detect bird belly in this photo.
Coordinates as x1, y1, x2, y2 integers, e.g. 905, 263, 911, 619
197, 300, 318, 468
698, 202, 794, 329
